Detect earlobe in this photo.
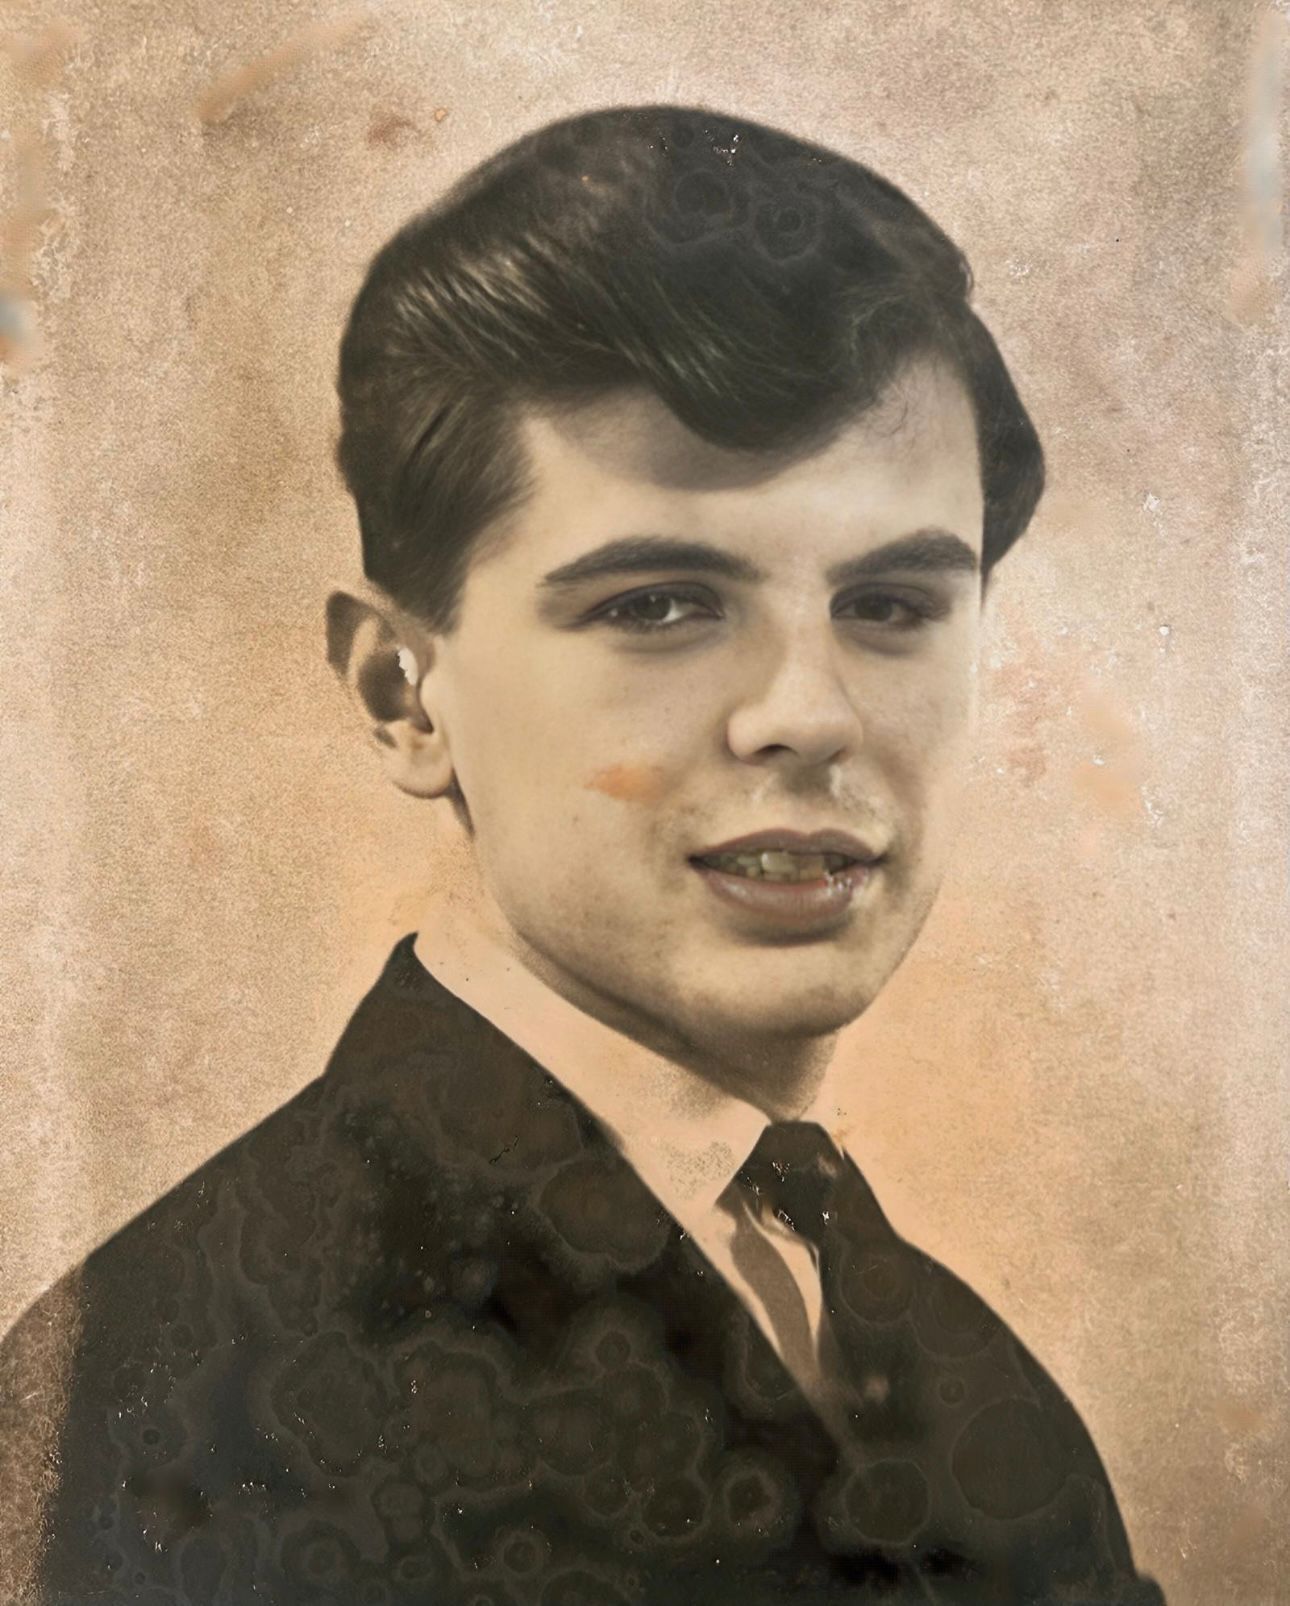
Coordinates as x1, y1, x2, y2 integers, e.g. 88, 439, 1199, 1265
324, 588, 457, 799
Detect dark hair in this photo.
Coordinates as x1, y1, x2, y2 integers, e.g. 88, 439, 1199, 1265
336, 104, 1044, 630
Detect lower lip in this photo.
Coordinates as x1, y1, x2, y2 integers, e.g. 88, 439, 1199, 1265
690, 860, 880, 931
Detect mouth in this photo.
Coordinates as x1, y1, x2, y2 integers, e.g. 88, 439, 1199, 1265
687, 830, 886, 932
691, 829, 884, 880
694, 847, 862, 882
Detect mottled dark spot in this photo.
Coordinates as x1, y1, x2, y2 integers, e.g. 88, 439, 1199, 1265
842, 1458, 929, 1544
644, 1474, 706, 1537
952, 1399, 1069, 1519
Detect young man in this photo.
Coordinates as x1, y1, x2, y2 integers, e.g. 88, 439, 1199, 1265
1, 107, 1164, 1604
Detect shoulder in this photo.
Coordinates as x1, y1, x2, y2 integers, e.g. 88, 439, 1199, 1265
0, 1067, 330, 1378
825, 1182, 1163, 1602
0, 1079, 328, 1601
0, 933, 612, 1429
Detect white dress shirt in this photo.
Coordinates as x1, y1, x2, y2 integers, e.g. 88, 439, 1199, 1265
413, 901, 855, 1404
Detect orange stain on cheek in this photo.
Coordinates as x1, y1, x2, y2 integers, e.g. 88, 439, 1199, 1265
584, 763, 671, 803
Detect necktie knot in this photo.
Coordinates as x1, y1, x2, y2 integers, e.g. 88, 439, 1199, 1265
734, 1120, 847, 1249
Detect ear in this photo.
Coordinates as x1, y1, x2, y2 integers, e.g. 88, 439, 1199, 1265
325, 589, 455, 799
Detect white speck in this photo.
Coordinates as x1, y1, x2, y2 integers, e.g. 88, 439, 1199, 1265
1158, 624, 1171, 638
1143, 492, 1161, 514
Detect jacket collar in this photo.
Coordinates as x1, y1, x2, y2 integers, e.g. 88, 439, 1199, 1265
408, 905, 857, 1227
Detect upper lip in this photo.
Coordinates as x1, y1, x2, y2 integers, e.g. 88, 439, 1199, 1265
691, 829, 886, 863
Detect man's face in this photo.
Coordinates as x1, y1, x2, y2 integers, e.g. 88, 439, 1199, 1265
425, 357, 986, 1057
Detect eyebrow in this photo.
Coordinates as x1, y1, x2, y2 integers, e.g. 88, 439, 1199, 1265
537, 528, 979, 593
826, 530, 980, 586
539, 537, 764, 591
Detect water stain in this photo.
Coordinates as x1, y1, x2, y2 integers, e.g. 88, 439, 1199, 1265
0, 290, 38, 368
0, 26, 77, 371
585, 763, 670, 803
367, 110, 419, 148
1074, 688, 1145, 823
196, 11, 367, 127
1216, 1397, 1267, 1437
1, 20, 81, 86
1229, 7, 1285, 324
1225, 1498, 1270, 1551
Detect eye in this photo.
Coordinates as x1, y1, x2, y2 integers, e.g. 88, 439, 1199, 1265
591, 585, 722, 634
832, 588, 945, 631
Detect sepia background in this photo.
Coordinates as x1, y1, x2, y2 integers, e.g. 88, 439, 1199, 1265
2, 2, 1286, 1602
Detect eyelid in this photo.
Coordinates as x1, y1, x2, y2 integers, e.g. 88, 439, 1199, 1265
585, 580, 724, 620
831, 581, 952, 618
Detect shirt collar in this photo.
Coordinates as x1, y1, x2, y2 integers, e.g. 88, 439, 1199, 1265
411, 899, 848, 1220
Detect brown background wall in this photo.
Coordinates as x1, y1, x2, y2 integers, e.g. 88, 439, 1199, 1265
2, 3, 1286, 1602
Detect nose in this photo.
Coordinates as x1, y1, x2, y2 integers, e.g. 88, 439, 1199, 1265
724, 618, 862, 769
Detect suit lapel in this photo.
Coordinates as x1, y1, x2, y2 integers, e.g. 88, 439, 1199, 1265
354, 938, 846, 1454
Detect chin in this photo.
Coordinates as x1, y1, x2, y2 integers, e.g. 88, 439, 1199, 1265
684, 977, 878, 1047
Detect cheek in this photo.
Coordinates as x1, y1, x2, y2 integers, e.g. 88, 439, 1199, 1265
584, 762, 672, 804
569, 683, 722, 832
446, 660, 694, 867
441, 672, 560, 849
875, 654, 979, 822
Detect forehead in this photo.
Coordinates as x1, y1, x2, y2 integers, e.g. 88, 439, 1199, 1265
485, 357, 984, 575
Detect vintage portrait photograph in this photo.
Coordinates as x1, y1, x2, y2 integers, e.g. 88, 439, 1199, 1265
1, 3, 1285, 1604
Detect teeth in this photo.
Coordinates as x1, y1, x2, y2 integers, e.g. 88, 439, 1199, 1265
704, 850, 853, 882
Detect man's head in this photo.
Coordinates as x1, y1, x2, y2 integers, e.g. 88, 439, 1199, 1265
329, 105, 1043, 1071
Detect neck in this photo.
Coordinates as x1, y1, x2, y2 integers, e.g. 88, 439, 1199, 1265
512, 942, 838, 1123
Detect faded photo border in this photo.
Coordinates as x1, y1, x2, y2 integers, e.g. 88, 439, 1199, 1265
2, 4, 1287, 1604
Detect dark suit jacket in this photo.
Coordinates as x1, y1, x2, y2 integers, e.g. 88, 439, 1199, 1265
0, 937, 1164, 1604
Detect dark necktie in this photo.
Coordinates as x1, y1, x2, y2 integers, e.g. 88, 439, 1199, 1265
724, 1120, 854, 1414
735, 1118, 849, 1245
